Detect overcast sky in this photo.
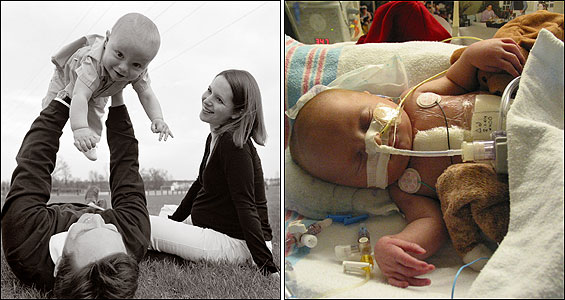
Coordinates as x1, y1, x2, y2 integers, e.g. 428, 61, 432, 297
1, 1, 281, 182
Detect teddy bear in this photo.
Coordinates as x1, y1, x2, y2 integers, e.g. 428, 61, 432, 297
435, 163, 510, 271
449, 10, 564, 96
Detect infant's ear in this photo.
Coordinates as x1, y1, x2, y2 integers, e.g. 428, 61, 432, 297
450, 47, 466, 65
363, 91, 371, 95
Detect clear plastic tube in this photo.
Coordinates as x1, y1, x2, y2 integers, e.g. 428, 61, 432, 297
378, 145, 462, 157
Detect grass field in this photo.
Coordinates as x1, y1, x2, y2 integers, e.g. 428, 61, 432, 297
1, 185, 281, 299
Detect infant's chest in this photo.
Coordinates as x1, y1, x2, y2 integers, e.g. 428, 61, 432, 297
404, 93, 478, 134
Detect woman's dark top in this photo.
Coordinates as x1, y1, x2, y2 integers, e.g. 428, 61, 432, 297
169, 132, 278, 274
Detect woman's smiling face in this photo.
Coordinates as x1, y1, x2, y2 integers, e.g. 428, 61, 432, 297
200, 75, 236, 128
290, 89, 413, 188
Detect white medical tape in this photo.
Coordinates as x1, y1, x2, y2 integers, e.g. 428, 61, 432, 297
365, 116, 390, 189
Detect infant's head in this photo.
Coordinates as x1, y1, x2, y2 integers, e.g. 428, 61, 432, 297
102, 13, 161, 82
289, 88, 413, 188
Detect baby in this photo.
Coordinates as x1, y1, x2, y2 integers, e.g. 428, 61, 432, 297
42, 12, 173, 160
289, 38, 524, 288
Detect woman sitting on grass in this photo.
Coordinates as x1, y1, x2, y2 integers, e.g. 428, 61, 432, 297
148, 69, 279, 278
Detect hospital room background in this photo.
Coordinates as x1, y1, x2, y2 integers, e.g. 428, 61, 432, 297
284, 1, 564, 298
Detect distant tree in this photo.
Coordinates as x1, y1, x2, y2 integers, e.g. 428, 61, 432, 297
52, 157, 72, 185
140, 168, 171, 190
88, 170, 107, 183
2, 180, 10, 196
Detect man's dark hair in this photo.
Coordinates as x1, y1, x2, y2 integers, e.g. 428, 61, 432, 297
53, 252, 139, 298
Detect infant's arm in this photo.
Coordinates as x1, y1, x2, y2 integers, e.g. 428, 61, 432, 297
70, 79, 94, 131
373, 184, 447, 287
402, 38, 525, 102
386, 184, 447, 259
138, 86, 174, 140
138, 85, 164, 121
70, 80, 100, 152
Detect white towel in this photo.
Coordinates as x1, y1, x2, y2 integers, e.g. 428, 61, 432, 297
468, 28, 564, 298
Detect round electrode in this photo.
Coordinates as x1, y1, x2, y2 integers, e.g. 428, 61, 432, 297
398, 168, 421, 194
417, 92, 441, 108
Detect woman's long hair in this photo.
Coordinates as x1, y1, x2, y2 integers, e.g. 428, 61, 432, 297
213, 69, 267, 148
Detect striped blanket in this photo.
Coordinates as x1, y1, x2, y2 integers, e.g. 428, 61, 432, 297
284, 35, 464, 147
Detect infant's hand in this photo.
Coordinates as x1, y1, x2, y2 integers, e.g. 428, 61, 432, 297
151, 119, 174, 141
465, 38, 526, 77
374, 236, 435, 288
73, 128, 100, 152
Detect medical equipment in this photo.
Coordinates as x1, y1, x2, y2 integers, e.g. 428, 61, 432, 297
460, 76, 519, 174
335, 224, 374, 270
286, 218, 333, 249
285, 1, 361, 44
366, 72, 518, 186
320, 224, 374, 298
327, 214, 369, 225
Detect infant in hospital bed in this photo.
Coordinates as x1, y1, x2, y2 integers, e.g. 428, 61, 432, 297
287, 38, 525, 288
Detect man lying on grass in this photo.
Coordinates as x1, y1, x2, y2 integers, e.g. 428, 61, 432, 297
1, 95, 149, 298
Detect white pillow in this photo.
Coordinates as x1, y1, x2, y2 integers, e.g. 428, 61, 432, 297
285, 149, 399, 219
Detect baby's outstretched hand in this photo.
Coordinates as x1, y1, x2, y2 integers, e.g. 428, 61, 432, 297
465, 38, 526, 77
151, 119, 174, 141
73, 128, 100, 152
374, 236, 435, 288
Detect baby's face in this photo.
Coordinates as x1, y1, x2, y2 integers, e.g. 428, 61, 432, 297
102, 31, 158, 82
291, 89, 413, 188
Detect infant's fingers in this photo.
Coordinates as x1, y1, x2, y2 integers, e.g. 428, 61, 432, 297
396, 264, 434, 278
387, 277, 409, 288
391, 273, 432, 287
498, 58, 520, 78
501, 38, 526, 65
74, 141, 84, 152
77, 140, 88, 152
504, 52, 523, 75
395, 251, 432, 270
84, 139, 93, 150
390, 238, 426, 255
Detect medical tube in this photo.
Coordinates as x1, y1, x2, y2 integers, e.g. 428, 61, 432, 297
379, 145, 463, 157
461, 141, 495, 162
306, 218, 333, 235
335, 244, 362, 261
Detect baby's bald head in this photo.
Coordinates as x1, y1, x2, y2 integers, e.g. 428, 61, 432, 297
110, 13, 161, 60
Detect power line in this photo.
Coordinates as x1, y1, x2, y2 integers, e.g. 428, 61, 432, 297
84, 3, 114, 34
160, 2, 206, 36
144, 2, 159, 14
152, 2, 268, 72
152, 2, 176, 22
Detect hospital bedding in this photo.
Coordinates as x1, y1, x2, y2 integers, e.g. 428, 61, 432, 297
284, 29, 564, 298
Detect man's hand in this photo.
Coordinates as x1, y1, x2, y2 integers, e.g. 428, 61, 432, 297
464, 38, 526, 77
73, 128, 100, 152
374, 236, 435, 288
151, 119, 174, 141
